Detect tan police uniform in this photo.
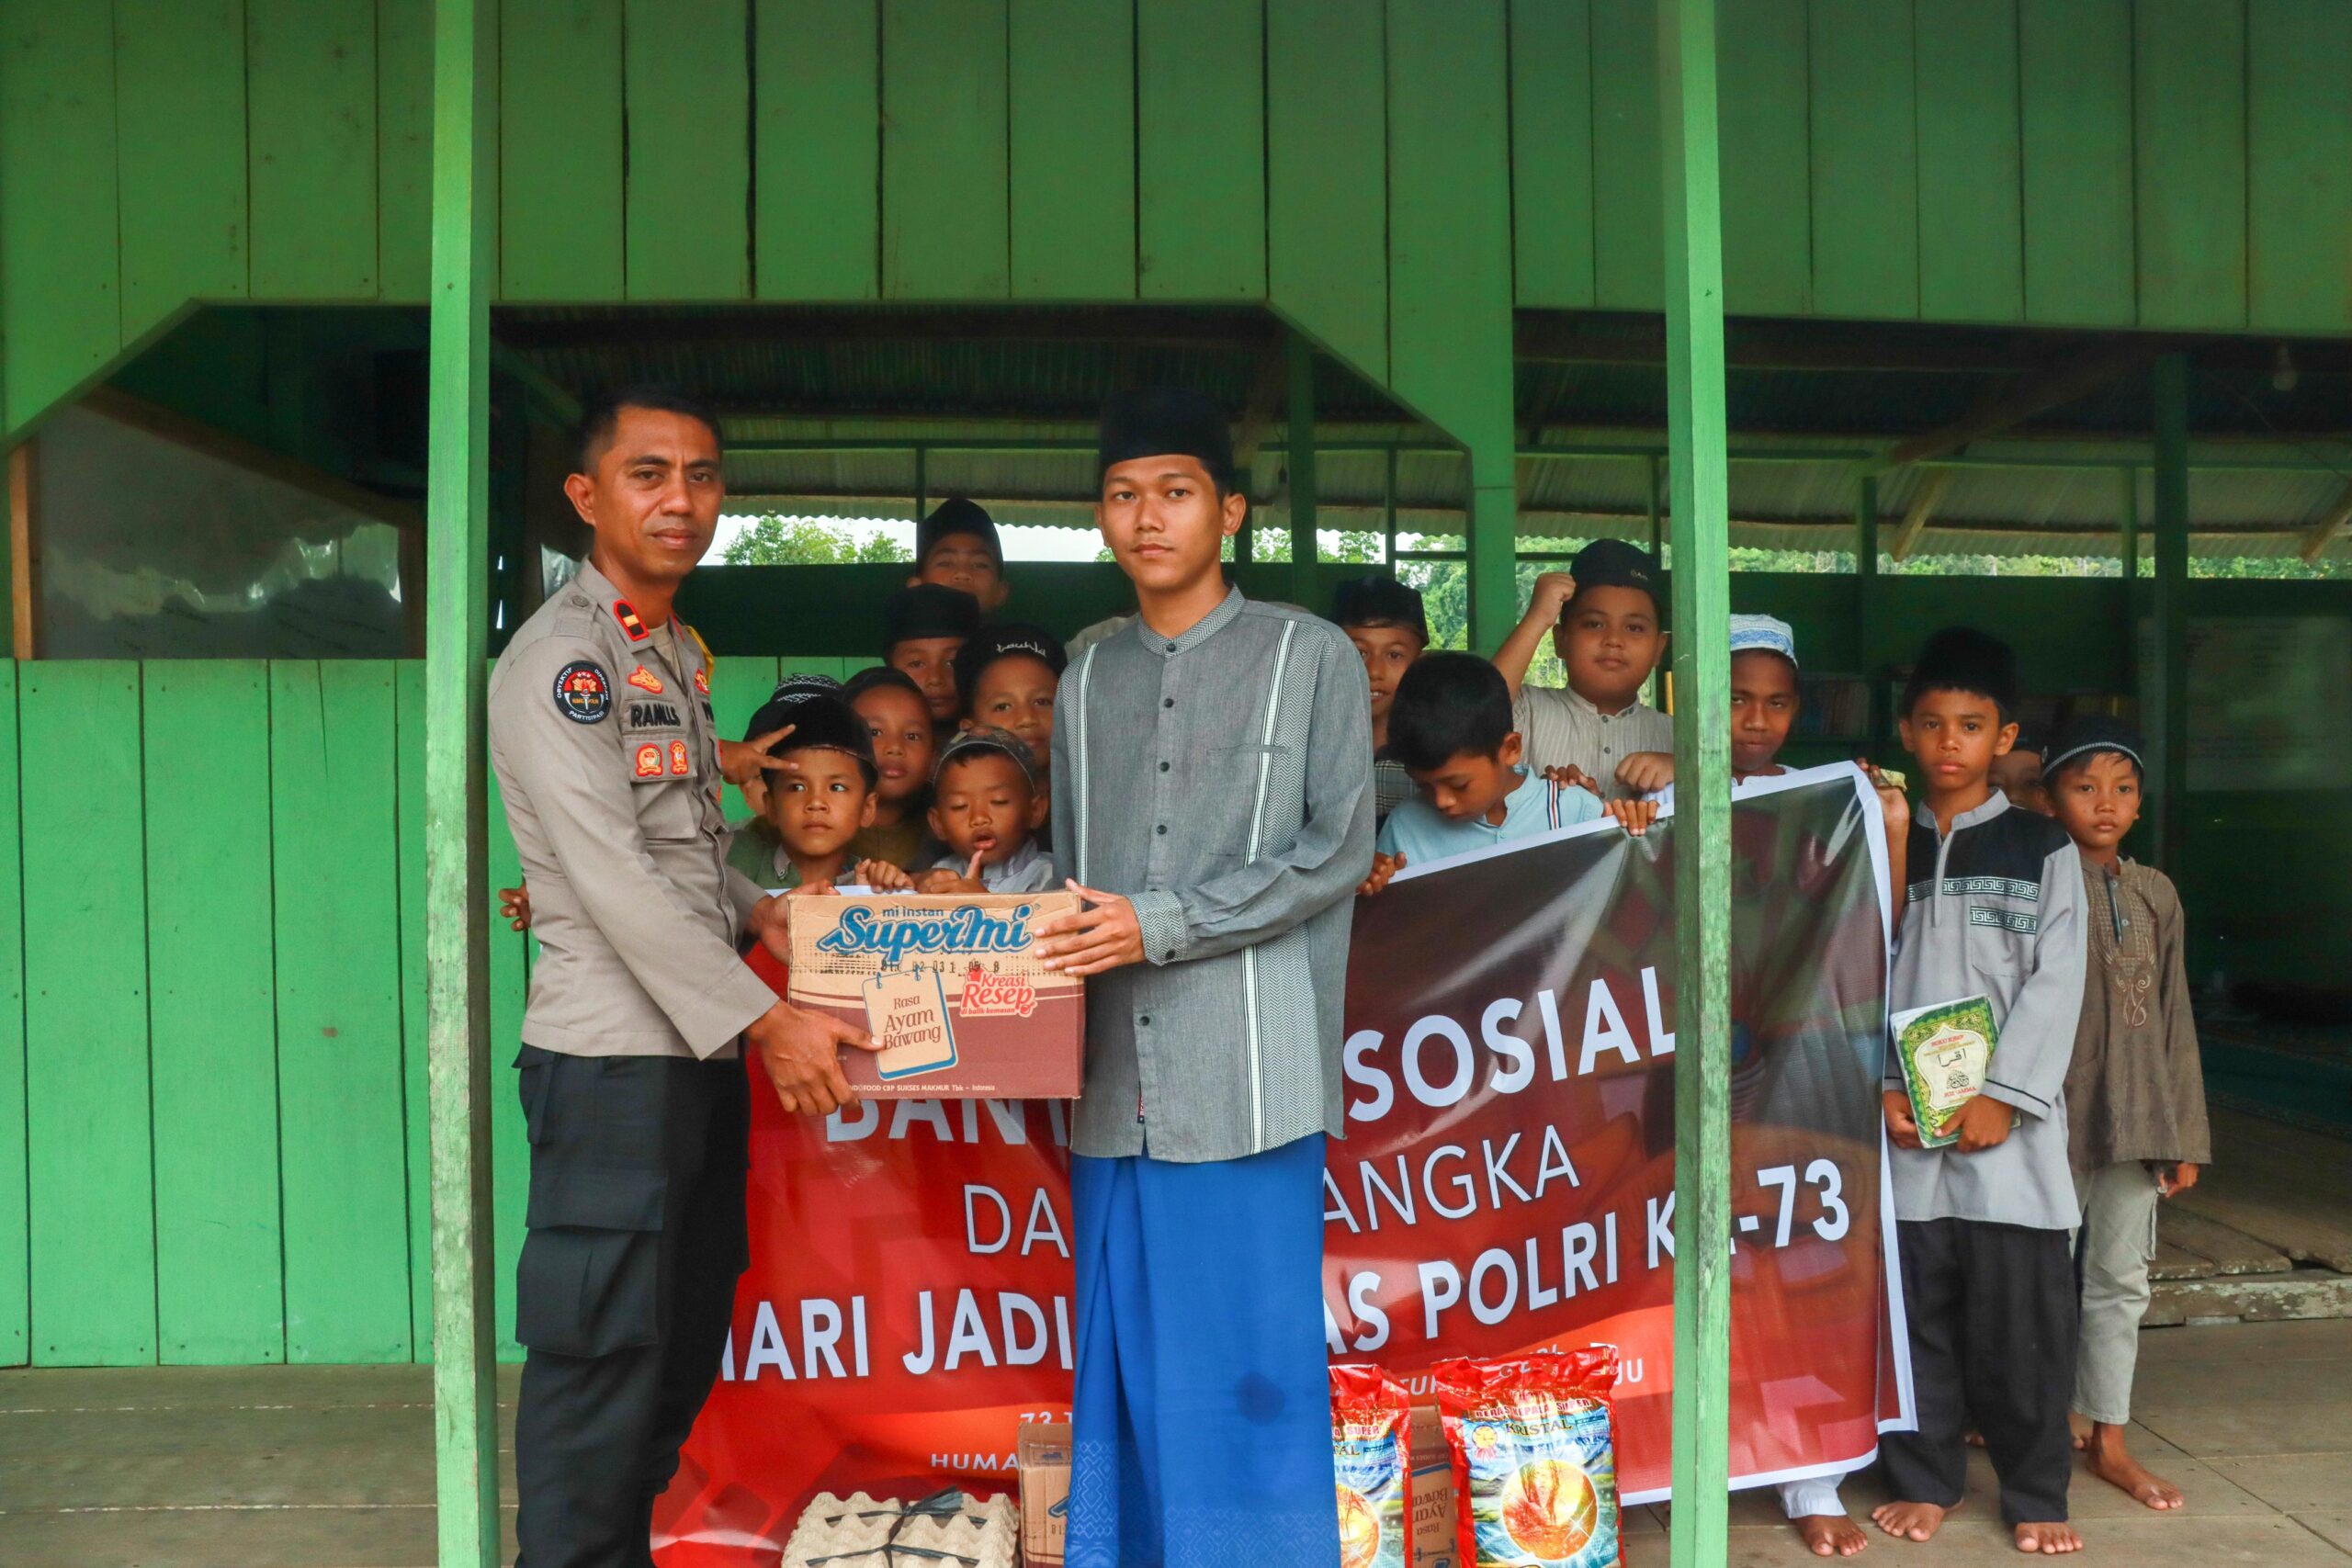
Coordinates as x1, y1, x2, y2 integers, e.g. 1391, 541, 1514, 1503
487, 558, 777, 1568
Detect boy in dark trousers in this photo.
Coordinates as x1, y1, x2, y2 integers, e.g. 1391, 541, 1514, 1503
2044, 716, 2209, 1513
1875, 627, 2086, 1557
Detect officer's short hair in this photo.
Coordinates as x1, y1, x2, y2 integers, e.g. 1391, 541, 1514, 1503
571, 384, 724, 476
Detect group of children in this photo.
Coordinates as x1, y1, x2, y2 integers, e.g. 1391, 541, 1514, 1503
1328, 536, 2211, 1559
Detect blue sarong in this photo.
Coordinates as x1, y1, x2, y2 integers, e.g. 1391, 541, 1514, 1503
1067, 1134, 1341, 1568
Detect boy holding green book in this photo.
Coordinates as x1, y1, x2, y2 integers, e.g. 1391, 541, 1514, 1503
1875, 627, 2087, 1557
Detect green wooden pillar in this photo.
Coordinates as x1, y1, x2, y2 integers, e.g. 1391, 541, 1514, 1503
2152, 356, 2190, 871
425, 1, 501, 1563
1287, 331, 1317, 603
1856, 475, 1880, 748
2118, 467, 2142, 696
1466, 445, 1519, 653
1657, 2, 1733, 1561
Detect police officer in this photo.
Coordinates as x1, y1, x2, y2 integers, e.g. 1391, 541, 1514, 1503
488, 384, 875, 1568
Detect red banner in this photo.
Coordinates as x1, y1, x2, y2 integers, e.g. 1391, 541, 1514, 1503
654, 765, 1909, 1562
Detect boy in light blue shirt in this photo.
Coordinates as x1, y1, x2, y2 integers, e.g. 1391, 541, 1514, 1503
1365, 653, 1622, 887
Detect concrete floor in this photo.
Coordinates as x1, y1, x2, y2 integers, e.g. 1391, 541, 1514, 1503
5, 1321, 2352, 1565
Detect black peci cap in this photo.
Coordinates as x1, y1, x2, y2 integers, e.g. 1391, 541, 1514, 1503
916, 497, 1001, 566
953, 622, 1068, 705
1329, 573, 1429, 643
747, 689, 876, 776
933, 725, 1037, 792
880, 583, 983, 652
2041, 716, 2145, 781
1095, 387, 1235, 493
1562, 537, 1661, 617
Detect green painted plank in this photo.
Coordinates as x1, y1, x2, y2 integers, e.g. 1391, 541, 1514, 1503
502, 0, 625, 301
880, 0, 1009, 299
1009, 0, 1136, 301
2247, 0, 2352, 333
713, 655, 783, 824
1715, 0, 1809, 317
2135, 0, 2247, 330
624, 0, 752, 299
0, 3, 120, 434
0, 665, 25, 1365
269, 661, 412, 1362
1136, 0, 1264, 300
21, 663, 153, 1366
1508, 0, 1595, 310
489, 797, 530, 1360
1589, 0, 1661, 312
2018, 0, 2133, 327
113, 0, 247, 341
1386, 0, 1517, 650
144, 663, 283, 1365
1914, 0, 2021, 324
1267, 0, 1385, 378
755, 0, 881, 301
397, 663, 431, 1356
246, 0, 379, 299
1807, 0, 1917, 320
376, 0, 434, 302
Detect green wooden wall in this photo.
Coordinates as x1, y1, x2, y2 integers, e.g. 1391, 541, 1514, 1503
0, 652, 842, 1368
9, 1, 2352, 460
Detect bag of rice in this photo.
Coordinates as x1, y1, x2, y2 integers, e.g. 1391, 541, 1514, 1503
1330, 1363, 1415, 1568
1431, 1348, 1622, 1568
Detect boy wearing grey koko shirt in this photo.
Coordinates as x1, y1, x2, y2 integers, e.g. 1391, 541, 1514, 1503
1873, 628, 2086, 1557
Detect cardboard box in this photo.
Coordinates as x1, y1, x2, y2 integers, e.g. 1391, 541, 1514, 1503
1409, 1404, 1460, 1568
785, 891, 1085, 1099
1017, 1422, 1071, 1566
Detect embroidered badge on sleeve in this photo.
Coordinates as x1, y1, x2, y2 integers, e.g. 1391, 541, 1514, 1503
634, 743, 664, 778
694, 668, 710, 695
668, 739, 691, 776
612, 600, 650, 642
553, 660, 612, 724
626, 666, 664, 694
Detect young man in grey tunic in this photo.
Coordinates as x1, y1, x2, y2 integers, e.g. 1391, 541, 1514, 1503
1034, 388, 1374, 1568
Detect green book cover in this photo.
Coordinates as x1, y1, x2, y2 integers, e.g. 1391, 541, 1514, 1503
1891, 995, 2000, 1149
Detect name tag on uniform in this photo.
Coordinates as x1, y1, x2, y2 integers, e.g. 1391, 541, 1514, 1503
864, 969, 958, 1081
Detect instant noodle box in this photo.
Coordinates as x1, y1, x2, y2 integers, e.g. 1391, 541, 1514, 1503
784, 891, 1085, 1099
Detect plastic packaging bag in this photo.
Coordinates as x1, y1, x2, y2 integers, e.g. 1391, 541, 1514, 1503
1432, 1348, 1622, 1568
1331, 1363, 1416, 1568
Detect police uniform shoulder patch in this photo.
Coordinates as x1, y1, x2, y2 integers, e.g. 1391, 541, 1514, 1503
694, 667, 710, 695
612, 600, 650, 641
626, 666, 664, 694
553, 660, 612, 723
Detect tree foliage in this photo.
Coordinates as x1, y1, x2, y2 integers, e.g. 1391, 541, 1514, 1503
721, 515, 913, 567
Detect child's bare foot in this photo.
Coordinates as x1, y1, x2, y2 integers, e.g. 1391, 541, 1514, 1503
1871, 1501, 1953, 1542
2014, 1521, 2082, 1554
1798, 1515, 1870, 1556
2067, 1410, 2093, 1450
2085, 1424, 2184, 1510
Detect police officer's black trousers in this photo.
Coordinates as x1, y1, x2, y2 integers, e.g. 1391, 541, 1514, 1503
512, 1045, 751, 1568
1880, 1217, 2077, 1526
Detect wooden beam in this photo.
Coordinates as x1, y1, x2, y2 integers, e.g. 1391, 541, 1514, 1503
1886, 468, 1959, 562
1286, 331, 1317, 601
424, 0, 500, 1562
1882, 343, 2155, 469
1658, 4, 1734, 1564
2297, 481, 2352, 563
2152, 355, 2190, 874
8, 442, 37, 660
80, 386, 421, 530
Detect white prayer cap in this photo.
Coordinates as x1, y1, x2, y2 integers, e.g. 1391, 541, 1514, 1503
1728, 614, 1798, 666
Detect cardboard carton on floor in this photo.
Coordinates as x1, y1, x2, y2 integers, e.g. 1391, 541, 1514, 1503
1017, 1422, 1071, 1566
785, 891, 1084, 1099
1410, 1404, 1460, 1568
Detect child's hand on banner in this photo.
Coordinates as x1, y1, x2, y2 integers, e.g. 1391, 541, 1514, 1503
1541, 763, 1604, 797
1604, 798, 1659, 837
1860, 760, 1911, 837
1357, 852, 1406, 897
915, 852, 989, 896
1615, 751, 1674, 795
857, 859, 916, 892
1883, 1089, 1924, 1149
1952, 1092, 2014, 1153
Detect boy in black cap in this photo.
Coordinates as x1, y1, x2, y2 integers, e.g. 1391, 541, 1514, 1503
1330, 571, 1428, 825
1491, 538, 1673, 799
879, 581, 983, 728
909, 495, 1010, 612
2043, 716, 2207, 1516
1875, 626, 2086, 1556
1032, 386, 1369, 1568
953, 622, 1068, 807
722, 679, 899, 893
